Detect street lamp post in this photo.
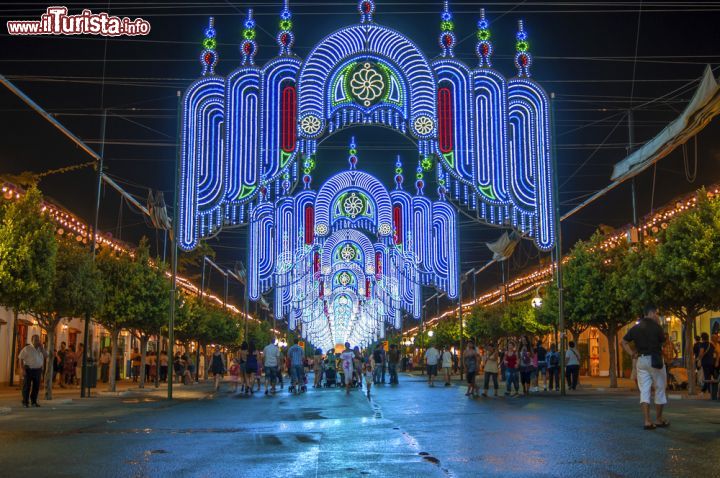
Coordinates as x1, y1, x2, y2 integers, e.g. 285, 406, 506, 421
168, 90, 182, 399
80, 108, 106, 399
550, 92, 566, 397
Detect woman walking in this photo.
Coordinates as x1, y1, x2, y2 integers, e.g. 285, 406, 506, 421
481, 343, 500, 397
210, 346, 226, 391
504, 342, 520, 396
519, 344, 533, 396
245, 341, 259, 394
238, 342, 249, 393
313, 348, 323, 388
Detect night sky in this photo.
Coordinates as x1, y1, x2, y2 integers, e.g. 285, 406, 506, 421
1, 1, 719, 319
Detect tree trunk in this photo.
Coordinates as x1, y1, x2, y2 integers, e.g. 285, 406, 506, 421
9, 310, 19, 386
684, 315, 697, 395
139, 335, 148, 388
203, 346, 210, 381
606, 323, 618, 388
109, 329, 119, 392
44, 323, 56, 400
155, 332, 161, 388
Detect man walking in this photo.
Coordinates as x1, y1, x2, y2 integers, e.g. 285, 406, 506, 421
287, 339, 305, 394
19, 334, 47, 408
534, 340, 548, 392
424, 343, 440, 387
262, 337, 281, 395
387, 344, 400, 385
622, 305, 669, 430
372, 346, 383, 384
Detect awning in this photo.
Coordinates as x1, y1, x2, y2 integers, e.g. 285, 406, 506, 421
611, 65, 720, 181
562, 66, 720, 221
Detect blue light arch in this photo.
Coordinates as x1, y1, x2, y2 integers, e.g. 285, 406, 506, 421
179, 1, 556, 349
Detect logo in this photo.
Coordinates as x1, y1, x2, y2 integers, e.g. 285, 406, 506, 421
7, 7, 151, 36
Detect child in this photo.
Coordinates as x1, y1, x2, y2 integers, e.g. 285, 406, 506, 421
229, 357, 240, 393
364, 363, 373, 399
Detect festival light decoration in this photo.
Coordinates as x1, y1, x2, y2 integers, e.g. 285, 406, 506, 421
179, 1, 556, 347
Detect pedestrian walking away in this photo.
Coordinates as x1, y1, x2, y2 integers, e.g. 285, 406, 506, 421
262, 338, 281, 395
388, 344, 400, 385
441, 346, 453, 386
565, 341, 581, 391
244, 341, 259, 394
481, 343, 500, 397
519, 344, 533, 396
504, 342, 520, 396
622, 305, 670, 430
464, 342, 479, 397
425, 344, 440, 387
695, 332, 718, 399
19, 334, 47, 408
535, 340, 548, 391
99, 347, 111, 384
229, 356, 241, 392
288, 339, 306, 394
340, 342, 355, 395
546, 344, 561, 391
313, 348, 324, 388
210, 345, 226, 391
372, 345, 383, 384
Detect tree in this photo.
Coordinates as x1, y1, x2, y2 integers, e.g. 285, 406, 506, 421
537, 277, 591, 343
431, 317, 462, 349
0, 187, 56, 385
127, 240, 169, 388
499, 301, 551, 339
565, 233, 642, 388
27, 238, 102, 399
641, 191, 720, 394
466, 303, 505, 343
95, 247, 142, 392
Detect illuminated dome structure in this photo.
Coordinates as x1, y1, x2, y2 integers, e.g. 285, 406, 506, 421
178, 1, 554, 349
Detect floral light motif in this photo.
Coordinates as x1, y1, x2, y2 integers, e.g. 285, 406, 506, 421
342, 192, 365, 218
300, 115, 322, 134
338, 271, 352, 286
350, 63, 385, 107
341, 243, 356, 261
413, 115, 434, 136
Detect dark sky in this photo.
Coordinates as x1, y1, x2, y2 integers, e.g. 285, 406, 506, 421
1, 0, 719, 319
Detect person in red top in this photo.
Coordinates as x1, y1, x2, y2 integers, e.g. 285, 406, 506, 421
503, 341, 520, 396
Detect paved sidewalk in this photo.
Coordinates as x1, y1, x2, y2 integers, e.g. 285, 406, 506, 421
0, 379, 216, 414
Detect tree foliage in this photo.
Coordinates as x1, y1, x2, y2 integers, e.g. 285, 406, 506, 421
0, 186, 56, 315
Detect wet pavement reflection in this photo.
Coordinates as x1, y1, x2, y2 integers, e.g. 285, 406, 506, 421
0, 373, 718, 477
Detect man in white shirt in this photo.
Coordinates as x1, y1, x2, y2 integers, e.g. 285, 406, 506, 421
424, 344, 440, 387
262, 338, 281, 395
19, 334, 47, 408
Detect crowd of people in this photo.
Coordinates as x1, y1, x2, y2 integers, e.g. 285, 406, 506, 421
18, 310, 719, 419
693, 332, 720, 400
217, 339, 403, 399
421, 337, 578, 398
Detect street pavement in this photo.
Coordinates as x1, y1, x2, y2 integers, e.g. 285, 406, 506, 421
0, 373, 718, 477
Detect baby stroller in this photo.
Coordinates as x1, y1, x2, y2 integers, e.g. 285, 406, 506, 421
668, 366, 688, 391
324, 367, 337, 387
